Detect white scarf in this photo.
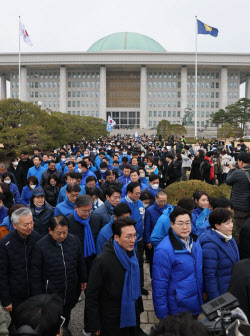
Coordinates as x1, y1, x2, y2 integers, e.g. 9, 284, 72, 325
212, 229, 232, 242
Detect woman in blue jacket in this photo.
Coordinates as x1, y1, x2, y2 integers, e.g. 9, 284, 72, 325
191, 190, 210, 233
21, 176, 40, 206
199, 208, 239, 301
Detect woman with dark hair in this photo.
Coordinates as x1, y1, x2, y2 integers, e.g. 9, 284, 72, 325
44, 174, 61, 208
189, 149, 204, 180
20, 176, 39, 206
174, 153, 182, 182
191, 190, 210, 233
30, 188, 54, 236
145, 157, 158, 177
2, 172, 21, 204
0, 182, 14, 209
86, 187, 104, 210
200, 208, 239, 301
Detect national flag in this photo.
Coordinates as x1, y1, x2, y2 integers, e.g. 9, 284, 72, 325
108, 116, 116, 126
197, 19, 218, 37
106, 116, 116, 132
19, 21, 33, 46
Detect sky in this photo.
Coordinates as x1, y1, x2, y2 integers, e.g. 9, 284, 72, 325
1, 0, 248, 95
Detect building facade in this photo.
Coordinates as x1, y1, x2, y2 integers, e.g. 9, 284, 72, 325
0, 32, 249, 130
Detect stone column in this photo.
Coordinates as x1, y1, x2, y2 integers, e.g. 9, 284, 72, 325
0, 74, 6, 99
60, 66, 67, 113
245, 75, 250, 98
181, 66, 187, 119
20, 66, 27, 101
220, 66, 228, 110
140, 65, 147, 129
99, 65, 106, 121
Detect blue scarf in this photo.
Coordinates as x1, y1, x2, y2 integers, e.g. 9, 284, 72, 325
113, 240, 141, 328
74, 210, 96, 258
105, 200, 114, 214
148, 185, 159, 198
196, 208, 211, 231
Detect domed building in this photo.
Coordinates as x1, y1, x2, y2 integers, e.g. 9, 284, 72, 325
0, 32, 247, 132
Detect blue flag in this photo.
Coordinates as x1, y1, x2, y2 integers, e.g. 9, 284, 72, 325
197, 19, 218, 37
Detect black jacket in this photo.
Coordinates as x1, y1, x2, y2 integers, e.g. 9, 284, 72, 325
85, 240, 141, 333
165, 161, 177, 185
226, 165, 250, 211
100, 180, 123, 196
31, 233, 86, 305
190, 157, 203, 180
31, 202, 54, 237
239, 218, 250, 259
0, 230, 40, 307
40, 169, 63, 188
228, 260, 250, 321
7, 165, 26, 193
44, 185, 60, 207
67, 213, 101, 275
92, 200, 114, 227
18, 158, 34, 177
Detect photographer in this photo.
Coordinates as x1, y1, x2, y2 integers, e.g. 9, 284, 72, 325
226, 152, 250, 244
221, 150, 234, 184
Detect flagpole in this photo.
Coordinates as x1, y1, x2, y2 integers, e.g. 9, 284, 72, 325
195, 16, 198, 139
18, 16, 21, 100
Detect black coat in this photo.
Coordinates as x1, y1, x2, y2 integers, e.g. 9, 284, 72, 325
85, 240, 141, 334
100, 180, 123, 196
40, 169, 63, 188
190, 157, 203, 180
239, 218, 250, 259
228, 260, 250, 321
0, 230, 40, 307
165, 161, 177, 185
31, 202, 54, 237
7, 165, 26, 193
44, 184, 60, 207
31, 233, 86, 305
226, 165, 250, 212
18, 158, 34, 177
67, 213, 101, 275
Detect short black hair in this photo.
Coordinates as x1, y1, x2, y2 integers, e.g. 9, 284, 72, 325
213, 197, 233, 209
193, 190, 209, 202
106, 185, 121, 197
126, 182, 140, 193
112, 217, 136, 236
149, 174, 159, 182
166, 153, 174, 160
64, 172, 77, 180
50, 215, 69, 230
100, 162, 108, 168
150, 312, 209, 336
86, 175, 97, 183
106, 169, 115, 177
114, 202, 132, 217
170, 207, 191, 224
86, 187, 100, 198
0, 193, 4, 202
78, 161, 88, 169
66, 182, 81, 193
21, 150, 28, 155
66, 160, 75, 167
238, 152, 250, 163
75, 194, 93, 207
207, 151, 214, 157
33, 155, 41, 161
48, 160, 56, 165
122, 157, 129, 163
11, 294, 63, 336
177, 198, 196, 212
140, 192, 152, 201
209, 208, 232, 229
130, 169, 139, 175
27, 176, 39, 186
123, 164, 131, 170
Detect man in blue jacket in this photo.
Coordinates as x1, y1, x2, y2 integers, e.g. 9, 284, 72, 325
144, 191, 170, 276
121, 169, 147, 198
57, 172, 85, 204
27, 156, 45, 184
141, 174, 164, 206
152, 207, 203, 319
54, 183, 80, 217
118, 165, 131, 186
79, 161, 99, 187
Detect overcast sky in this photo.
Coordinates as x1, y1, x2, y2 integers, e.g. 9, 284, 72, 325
1, 0, 249, 53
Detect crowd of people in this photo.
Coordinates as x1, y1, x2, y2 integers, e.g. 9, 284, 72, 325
0, 134, 250, 336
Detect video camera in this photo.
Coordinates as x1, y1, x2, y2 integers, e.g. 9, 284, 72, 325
201, 292, 250, 335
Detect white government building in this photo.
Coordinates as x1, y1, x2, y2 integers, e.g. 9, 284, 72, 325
0, 32, 249, 130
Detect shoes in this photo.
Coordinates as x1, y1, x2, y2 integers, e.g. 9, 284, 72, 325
82, 329, 91, 336
141, 288, 149, 296
137, 327, 148, 336
62, 327, 72, 336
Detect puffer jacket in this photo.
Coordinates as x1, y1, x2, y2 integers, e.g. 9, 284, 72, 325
92, 200, 114, 228
31, 233, 86, 305
152, 228, 203, 319
44, 184, 60, 207
31, 202, 54, 236
0, 230, 40, 307
226, 165, 250, 211
199, 228, 239, 301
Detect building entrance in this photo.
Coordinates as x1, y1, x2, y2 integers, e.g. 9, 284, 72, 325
106, 111, 140, 129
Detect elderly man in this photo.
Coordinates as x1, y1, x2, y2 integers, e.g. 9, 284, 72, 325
0, 207, 40, 316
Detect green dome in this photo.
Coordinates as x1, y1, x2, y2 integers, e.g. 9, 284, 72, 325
87, 32, 166, 52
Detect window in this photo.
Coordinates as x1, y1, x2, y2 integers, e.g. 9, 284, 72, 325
177, 111, 180, 117
163, 111, 166, 117
158, 111, 162, 117
211, 92, 214, 98
68, 101, 71, 107
216, 92, 219, 98
154, 111, 157, 117
168, 111, 171, 117
68, 82, 71, 88
216, 102, 219, 108
206, 111, 209, 118
216, 82, 219, 88
211, 102, 214, 108
201, 111, 204, 117
173, 111, 176, 117
234, 92, 238, 99
68, 92, 71, 97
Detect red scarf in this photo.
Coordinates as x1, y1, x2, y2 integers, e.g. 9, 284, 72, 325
204, 156, 214, 180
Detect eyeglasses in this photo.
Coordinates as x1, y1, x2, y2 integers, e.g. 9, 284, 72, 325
81, 209, 93, 214
175, 222, 191, 227
124, 234, 139, 241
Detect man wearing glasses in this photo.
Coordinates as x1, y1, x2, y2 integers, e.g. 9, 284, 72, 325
152, 207, 203, 319
31, 215, 87, 336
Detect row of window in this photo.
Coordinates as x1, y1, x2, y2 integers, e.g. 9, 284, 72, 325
186, 101, 219, 109
68, 91, 100, 98
148, 111, 211, 118
67, 72, 99, 79
148, 82, 181, 89
12, 72, 60, 79
68, 82, 99, 88
148, 72, 181, 79
188, 92, 220, 98
148, 91, 181, 98
148, 120, 212, 127
68, 101, 99, 108
149, 101, 181, 108
187, 82, 220, 89
67, 111, 100, 117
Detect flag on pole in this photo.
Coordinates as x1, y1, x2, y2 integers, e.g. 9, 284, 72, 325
19, 21, 33, 46
135, 130, 138, 138
106, 116, 116, 131
197, 19, 218, 37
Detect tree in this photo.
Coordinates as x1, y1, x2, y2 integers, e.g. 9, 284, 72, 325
157, 120, 171, 138
217, 123, 235, 141
168, 124, 187, 140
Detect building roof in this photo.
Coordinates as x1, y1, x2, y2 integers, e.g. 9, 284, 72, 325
87, 32, 166, 52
